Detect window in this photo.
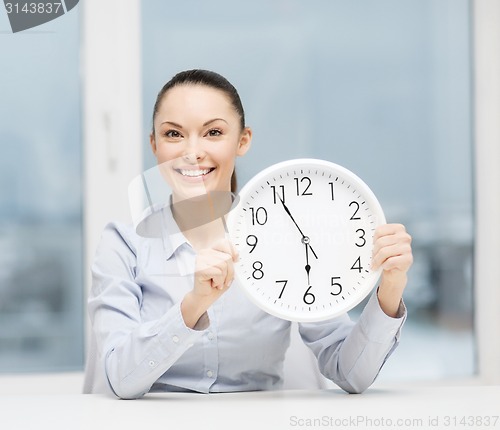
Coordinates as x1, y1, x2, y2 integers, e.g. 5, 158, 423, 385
0, 8, 83, 372
141, 0, 475, 381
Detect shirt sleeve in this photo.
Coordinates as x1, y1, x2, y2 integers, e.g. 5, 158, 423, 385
298, 289, 406, 394
87, 222, 208, 399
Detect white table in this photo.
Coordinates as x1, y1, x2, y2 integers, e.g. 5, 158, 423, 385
2, 385, 499, 430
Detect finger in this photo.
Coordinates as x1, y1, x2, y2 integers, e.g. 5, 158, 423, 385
379, 253, 413, 272
211, 273, 226, 290
196, 252, 227, 286
212, 238, 239, 262
197, 265, 224, 288
196, 240, 238, 290
225, 256, 235, 288
208, 250, 233, 289
201, 259, 227, 290
372, 226, 411, 264
372, 231, 410, 255
373, 223, 407, 242
372, 242, 413, 271
229, 241, 239, 262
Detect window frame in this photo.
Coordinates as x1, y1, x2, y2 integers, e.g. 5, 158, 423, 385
81, 0, 143, 352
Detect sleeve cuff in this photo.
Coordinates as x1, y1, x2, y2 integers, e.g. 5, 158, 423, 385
358, 289, 407, 343
154, 302, 209, 350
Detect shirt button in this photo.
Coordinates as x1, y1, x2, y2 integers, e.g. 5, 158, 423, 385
206, 370, 213, 378
172, 335, 179, 343
149, 360, 155, 367
207, 332, 214, 341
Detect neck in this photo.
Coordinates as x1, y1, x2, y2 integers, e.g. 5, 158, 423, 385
170, 190, 232, 251
182, 218, 227, 251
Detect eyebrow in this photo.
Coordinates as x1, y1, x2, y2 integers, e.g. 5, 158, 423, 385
160, 118, 228, 128
203, 118, 228, 126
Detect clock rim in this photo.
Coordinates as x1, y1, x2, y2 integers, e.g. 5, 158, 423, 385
227, 158, 386, 322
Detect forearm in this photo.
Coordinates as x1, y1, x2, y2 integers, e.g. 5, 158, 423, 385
95, 303, 204, 399
300, 291, 406, 394
337, 292, 405, 393
371, 223, 412, 317
181, 291, 213, 329
377, 272, 407, 317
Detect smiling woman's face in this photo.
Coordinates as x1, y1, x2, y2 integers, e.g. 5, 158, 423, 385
150, 84, 251, 201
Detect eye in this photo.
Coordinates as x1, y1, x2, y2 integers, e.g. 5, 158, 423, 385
165, 129, 182, 139
206, 128, 222, 137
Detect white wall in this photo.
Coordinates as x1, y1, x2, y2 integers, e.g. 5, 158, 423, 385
472, 0, 500, 385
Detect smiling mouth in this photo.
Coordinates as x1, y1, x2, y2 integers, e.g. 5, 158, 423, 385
175, 167, 216, 178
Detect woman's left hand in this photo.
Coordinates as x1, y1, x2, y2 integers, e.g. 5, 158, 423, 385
371, 223, 413, 317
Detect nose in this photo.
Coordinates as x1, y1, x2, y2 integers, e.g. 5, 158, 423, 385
182, 138, 206, 163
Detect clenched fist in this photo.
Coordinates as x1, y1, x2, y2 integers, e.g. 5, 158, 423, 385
181, 238, 239, 328
371, 223, 413, 317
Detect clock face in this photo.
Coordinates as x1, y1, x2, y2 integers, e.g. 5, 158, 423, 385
227, 159, 386, 322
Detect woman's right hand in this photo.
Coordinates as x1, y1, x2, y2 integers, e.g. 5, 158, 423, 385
181, 238, 239, 328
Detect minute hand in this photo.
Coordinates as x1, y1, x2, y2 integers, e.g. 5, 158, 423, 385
278, 196, 305, 237
277, 196, 318, 259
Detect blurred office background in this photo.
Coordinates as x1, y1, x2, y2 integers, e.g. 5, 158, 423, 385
1, 0, 499, 387
0, 6, 82, 371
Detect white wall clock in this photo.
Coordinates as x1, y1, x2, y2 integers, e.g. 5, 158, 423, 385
227, 158, 386, 322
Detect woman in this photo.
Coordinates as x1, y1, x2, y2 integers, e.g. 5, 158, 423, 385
83, 69, 413, 399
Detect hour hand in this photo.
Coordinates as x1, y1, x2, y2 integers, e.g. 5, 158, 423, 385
305, 243, 311, 283
306, 240, 318, 260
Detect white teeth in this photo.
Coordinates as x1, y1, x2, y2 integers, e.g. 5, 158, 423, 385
179, 168, 212, 177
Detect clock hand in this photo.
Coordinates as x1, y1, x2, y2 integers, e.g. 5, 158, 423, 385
308, 241, 318, 260
276, 195, 319, 259
305, 243, 311, 284
277, 194, 306, 237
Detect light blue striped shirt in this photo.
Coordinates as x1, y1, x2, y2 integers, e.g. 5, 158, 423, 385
83, 207, 406, 399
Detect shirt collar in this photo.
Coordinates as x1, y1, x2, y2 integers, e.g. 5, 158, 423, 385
133, 198, 191, 260
160, 204, 190, 260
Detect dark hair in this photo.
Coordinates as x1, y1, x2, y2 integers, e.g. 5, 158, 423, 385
151, 69, 245, 192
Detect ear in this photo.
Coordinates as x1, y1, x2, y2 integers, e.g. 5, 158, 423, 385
149, 132, 157, 156
236, 127, 252, 157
